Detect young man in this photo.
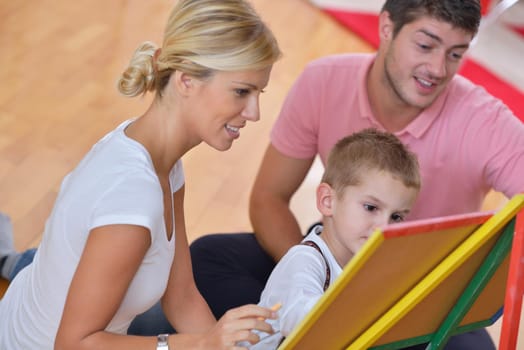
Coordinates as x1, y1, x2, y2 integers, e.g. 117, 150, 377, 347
247, 129, 421, 349
191, 0, 523, 348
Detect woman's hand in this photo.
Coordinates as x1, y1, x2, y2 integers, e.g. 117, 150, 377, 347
201, 304, 278, 349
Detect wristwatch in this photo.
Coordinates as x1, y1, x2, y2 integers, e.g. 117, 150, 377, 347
157, 333, 169, 350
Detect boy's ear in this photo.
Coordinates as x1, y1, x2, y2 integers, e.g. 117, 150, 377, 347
378, 11, 394, 42
317, 182, 335, 216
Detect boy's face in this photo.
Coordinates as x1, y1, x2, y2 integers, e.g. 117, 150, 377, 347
378, 13, 473, 110
318, 169, 418, 266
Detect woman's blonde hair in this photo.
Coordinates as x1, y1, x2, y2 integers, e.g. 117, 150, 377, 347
117, 0, 281, 97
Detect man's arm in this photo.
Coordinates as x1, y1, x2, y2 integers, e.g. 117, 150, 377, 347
249, 144, 315, 262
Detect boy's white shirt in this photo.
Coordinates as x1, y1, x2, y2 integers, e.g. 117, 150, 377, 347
247, 226, 343, 349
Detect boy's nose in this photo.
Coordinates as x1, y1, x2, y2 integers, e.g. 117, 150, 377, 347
374, 214, 391, 228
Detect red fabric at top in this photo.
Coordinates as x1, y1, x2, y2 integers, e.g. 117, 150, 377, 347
480, 0, 492, 15
326, 10, 380, 48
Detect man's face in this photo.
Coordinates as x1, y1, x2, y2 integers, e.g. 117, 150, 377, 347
381, 14, 474, 109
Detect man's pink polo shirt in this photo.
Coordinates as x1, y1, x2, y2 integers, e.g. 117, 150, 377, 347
271, 54, 524, 220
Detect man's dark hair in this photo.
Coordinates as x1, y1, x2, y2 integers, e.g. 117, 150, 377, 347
381, 0, 481, 37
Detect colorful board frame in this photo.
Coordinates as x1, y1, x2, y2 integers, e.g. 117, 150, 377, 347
279, 194, 524, 350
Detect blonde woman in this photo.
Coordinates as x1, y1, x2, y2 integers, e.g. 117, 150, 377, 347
0, 0, 281, 349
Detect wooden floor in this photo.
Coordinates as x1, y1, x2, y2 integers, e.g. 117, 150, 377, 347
0, 0, 516, 347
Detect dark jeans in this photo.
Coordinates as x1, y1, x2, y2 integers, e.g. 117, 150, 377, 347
191, 232, 275, 319
8, 248, 37, 280
190, 232, 496, 350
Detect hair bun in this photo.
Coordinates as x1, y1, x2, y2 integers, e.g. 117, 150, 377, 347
117, 41, 158, 97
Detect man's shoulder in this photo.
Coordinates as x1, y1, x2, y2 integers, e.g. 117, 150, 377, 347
438, 75, 522, 136
294, 53, 373, 92
305, 53, 374, 73
450, 74, 500, 102
447, 74, 511, 113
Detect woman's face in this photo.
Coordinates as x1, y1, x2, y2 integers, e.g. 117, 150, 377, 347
186, 66, 273, 151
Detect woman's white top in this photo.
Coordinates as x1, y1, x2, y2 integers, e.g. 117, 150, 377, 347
0, 119, 184, 349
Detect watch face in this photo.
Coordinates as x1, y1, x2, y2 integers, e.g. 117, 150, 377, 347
157, 334, 169, 348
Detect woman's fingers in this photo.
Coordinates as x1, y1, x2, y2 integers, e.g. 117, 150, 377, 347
217, 314, 273, 336
224, 303, 280, 322
235, 329, 260, 345
213, 303, 281, 347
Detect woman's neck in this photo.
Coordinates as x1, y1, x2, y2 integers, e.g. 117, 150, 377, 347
125, 98, 194, 175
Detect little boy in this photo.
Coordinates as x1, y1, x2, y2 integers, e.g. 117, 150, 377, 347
250, 128, 421, 348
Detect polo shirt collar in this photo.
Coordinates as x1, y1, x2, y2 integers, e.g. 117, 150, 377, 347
358, 54, 449, 139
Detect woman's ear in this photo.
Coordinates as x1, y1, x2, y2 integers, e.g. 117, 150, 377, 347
317, 182, 335, 217
172, 70, 194, 96
378, 11, 394, 42
153, 48, 161, 67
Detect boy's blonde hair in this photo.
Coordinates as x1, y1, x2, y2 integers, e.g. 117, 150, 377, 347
321, 128, 420, 195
